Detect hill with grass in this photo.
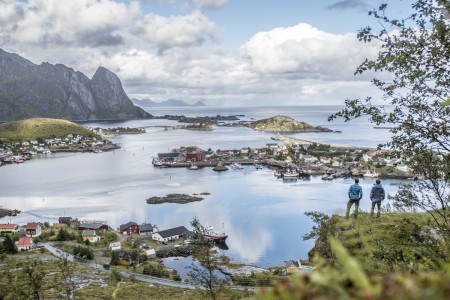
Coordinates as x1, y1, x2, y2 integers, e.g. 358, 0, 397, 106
306, 211, 443, 273
249, 115, 332, 132
0, 118, 99, 142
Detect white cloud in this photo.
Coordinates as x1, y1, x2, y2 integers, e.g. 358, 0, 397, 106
132, 10, 216, 53
189, 0, 227, 9
160, 0, 227, 10
240, 23, 380, 80
0, 1, 383, 106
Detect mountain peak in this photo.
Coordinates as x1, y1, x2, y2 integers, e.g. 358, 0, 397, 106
0, 50, 151, 121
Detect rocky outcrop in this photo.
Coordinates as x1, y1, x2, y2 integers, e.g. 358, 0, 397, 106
147, 194, 204, 204
0, 49, 151, 121
249, 115, 333, 132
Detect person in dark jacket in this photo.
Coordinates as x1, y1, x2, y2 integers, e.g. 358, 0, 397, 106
370, 179, 385, 217
346, 178, 363, 219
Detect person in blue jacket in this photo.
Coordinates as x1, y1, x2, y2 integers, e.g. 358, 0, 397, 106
346, 178, 363, 219
370, 179, 385, 217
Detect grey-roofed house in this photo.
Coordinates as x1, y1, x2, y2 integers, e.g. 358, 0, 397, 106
152, 226, 190, 243
138, 223, 154, 235
78, 223, 109, 231
82, 230, 100, 243
58, 217, 72, 225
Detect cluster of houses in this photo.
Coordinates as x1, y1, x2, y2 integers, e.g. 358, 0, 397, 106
154, 143, 413, 177
0, 216, 193, 256
118, 221, 193, 244
0, 222, 42, 251
0, 133, 114, 167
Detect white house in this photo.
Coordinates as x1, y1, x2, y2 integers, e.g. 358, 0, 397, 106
152, 226, 190, 243
145, 249, 156, 257
109, 242, 121, 251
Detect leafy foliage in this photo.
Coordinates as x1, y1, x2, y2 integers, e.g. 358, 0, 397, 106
187, 217, 229, 300
73, 245, 94, 260
329, 0, 450, 254
306, 212, 448, 273
256, 239, 450, 300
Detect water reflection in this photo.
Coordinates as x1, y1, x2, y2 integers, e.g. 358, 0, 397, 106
0, 106, 399, 267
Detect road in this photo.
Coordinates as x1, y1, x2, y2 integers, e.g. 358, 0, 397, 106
38, 243, 199, 290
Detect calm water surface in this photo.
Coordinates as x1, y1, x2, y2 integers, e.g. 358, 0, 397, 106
0, 106, 401, 268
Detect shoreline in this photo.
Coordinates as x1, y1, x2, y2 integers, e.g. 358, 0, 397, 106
277, 134, 375, 150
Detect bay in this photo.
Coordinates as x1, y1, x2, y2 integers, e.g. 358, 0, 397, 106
0, 106, 401, 268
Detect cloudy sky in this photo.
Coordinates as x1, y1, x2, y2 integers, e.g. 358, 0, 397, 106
0, 0, 414, 106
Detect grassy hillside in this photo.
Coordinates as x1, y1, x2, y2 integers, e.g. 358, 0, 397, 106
0, 118, 98, 142
249, 115, 331, 132
307, 211, 445, 273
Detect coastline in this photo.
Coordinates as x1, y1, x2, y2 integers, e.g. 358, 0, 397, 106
276, 134, 375, 150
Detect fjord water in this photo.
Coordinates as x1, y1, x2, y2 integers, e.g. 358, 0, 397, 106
0, 106, 402, 267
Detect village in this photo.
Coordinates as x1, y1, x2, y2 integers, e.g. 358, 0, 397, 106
152, 136, 415, 180
0, 213, 316, 285
0, 128, 131, 166
0, 216, 196, 273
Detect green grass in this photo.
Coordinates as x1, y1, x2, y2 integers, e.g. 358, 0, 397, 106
0, 118, 98, 142
309, 211, 445, 273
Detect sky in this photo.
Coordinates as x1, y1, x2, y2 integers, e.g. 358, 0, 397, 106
0, 0, 415, 106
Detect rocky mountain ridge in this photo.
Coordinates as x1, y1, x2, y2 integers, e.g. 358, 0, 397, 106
0, 49, 151, 122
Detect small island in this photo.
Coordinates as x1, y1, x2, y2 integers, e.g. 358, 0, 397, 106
248, 115, 333, 132
0, 208, 21, 218
146, 193, 204, 204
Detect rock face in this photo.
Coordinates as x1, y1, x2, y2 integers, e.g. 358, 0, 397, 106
0, 49, 151, 121
249, 115, 333, 132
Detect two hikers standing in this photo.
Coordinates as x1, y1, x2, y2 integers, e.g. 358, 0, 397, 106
345, 178, 385, 219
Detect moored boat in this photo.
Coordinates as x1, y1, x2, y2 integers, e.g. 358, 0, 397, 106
189, 163, 199, 170
152, 158, 163, 167
363, 169, 380, 178
205, 226, 228, 243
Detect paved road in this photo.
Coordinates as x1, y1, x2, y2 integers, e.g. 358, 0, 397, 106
39, 243, 199, 290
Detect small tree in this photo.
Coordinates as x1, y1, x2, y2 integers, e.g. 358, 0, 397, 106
187, 217, 228, 300
56, 228, 70, 241
56, 255, 77, 300
21, 258, 46, 300
3, 236, 17, 254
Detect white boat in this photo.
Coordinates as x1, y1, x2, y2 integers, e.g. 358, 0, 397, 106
189, 163, 199, 170
363, 169, 379, 178
282, 171, 299, 178
231, 163, 244, 170
152, 158, 163, 167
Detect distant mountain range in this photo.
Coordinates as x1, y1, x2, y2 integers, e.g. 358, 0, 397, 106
131, 98, 206, 107
0, 49, 151, 122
